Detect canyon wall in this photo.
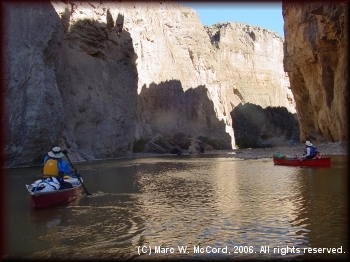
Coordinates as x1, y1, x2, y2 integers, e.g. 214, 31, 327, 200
4, 2, 71, 165
283, 1, 348, 142
125, 3, 294, 151
4, 1, 295, 167
4, 1, 138, 166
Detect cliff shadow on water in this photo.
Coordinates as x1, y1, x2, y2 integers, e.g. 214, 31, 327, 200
231, 103, 300, 149
135, 80, 232, 154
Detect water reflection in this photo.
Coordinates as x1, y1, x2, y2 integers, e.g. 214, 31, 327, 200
5, 155, 348, 260
131, 158, 310, 260
291, 157, 348, 260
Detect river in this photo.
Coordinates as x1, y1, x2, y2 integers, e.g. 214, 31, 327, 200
3, 154, 348, 260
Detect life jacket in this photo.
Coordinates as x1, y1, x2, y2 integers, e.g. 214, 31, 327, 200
42, 157, 61, 178
309, 146, 316, 155
306, 146, 318, 158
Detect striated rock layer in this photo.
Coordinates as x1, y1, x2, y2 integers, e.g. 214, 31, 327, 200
283, 1, 348, 142
4, 1, 295, 167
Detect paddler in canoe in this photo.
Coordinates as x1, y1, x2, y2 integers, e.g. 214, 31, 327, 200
274, 141, 322, 160
42, 146, 77, 189
300, 141, 321, 160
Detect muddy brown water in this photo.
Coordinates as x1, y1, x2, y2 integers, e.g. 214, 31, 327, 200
3, 154, 348, 260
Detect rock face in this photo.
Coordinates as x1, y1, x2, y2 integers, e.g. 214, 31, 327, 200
205, 23, 295, 112
4, 1, 138, 166
4, 2, 68, 165
54, 2, 138, 161
283, 2, 348, 142
130, 4, 295, 151
231, 103, 300, 148
4, 1, 295, 167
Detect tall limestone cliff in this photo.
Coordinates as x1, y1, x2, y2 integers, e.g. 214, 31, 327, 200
128, 4, 295, 148
4, 1, 138, 166
4, 1, 295, 167
283, 1, 348, 142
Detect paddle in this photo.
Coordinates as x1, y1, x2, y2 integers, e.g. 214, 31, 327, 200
62, 149, 92, 196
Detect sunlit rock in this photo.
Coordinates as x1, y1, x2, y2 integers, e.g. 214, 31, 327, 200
4, 1, 297, 167
283, 2, 348, 142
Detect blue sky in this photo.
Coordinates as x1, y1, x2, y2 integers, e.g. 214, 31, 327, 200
178, 2, 284, 37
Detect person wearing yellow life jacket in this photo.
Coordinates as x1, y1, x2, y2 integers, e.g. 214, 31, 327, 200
42, 147, 76, 188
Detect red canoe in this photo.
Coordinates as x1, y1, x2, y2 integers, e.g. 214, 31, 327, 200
29, 185, 83, 209
273, 155, 331, 167
26, 176, 83, 209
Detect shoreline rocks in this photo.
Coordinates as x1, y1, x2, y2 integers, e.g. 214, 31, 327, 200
227, 141, 348, 160
132, 141, 348, 160
8, 141, 347, 169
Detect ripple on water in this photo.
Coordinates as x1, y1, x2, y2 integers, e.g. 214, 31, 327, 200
11, 156, 348, 260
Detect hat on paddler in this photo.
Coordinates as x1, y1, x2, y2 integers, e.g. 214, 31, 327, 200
48, 146, 64, 158
305, 141, 313, 147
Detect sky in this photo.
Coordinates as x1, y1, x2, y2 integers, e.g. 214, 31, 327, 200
178, 2, 284, 37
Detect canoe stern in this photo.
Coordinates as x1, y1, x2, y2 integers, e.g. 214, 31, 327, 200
30, 185, 83, 209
